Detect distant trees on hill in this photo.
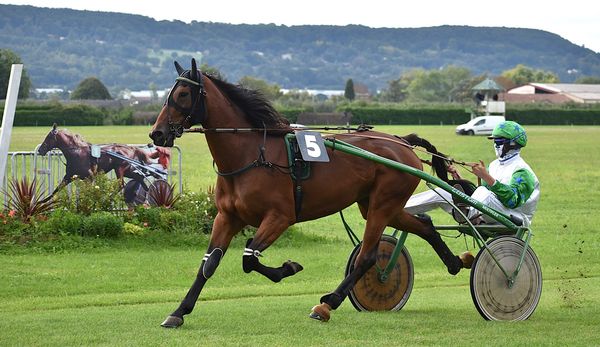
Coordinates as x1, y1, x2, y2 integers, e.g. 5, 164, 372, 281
2, 4, 600, 91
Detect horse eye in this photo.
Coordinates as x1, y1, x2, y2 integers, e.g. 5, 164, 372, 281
179, 92, 189, 98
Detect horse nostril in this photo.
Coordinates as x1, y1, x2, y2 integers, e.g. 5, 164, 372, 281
150, 130, 163, 142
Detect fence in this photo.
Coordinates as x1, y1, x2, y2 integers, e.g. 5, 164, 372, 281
2, 145, 182, 206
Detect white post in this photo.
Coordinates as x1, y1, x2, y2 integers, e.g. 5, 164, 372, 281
0, 64, 23, 187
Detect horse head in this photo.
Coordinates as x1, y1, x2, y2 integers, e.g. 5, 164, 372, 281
150, 58, 206, 147
38, 123, 59, 155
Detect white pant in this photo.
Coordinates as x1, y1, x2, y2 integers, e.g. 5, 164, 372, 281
404, 186, 531, 226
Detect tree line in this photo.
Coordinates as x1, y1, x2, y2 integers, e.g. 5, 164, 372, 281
3, 48, 600, 107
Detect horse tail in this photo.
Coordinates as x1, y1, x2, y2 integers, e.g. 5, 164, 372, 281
399, 133, 449, 182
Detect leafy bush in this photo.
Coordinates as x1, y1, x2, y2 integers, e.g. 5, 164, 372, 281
123, 222, 145, 235
81, 212, 123, 238
55, 172, 125, 215
0, 210, 29, 239
133, 205, 162, 229
39, 209, 83, 236
124, 188, 218, 234
158, 208, 186, 233
173, 189, 218, 234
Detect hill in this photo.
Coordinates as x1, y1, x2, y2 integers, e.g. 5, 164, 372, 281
1, 4, 600, 92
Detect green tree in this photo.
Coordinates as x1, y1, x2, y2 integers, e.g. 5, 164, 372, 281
380, 73, 416, 102
501, 64, 559, 86
71, 77, 112, 100
0, 49, 32, 99
344, 79, 355, 101
575, 76, 600, 84
450, 74, 487, 102
238, 76, 281, 101
406, 66, 472, 102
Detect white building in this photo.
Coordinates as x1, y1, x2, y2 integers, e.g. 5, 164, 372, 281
507, 83, 600, 104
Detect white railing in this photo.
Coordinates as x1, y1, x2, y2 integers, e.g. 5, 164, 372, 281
2, 145, 182, 206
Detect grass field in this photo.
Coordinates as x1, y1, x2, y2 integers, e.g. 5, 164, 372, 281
2, 125, 600, 346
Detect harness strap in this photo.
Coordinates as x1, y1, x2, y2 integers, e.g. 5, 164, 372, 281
213, 159, 263, 176
291, 140, 305, 221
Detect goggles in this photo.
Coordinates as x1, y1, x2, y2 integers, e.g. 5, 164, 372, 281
493, 138, 509, 146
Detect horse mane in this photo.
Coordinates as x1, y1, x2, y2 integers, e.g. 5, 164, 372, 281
60, 129, 90, 147
206, 74, 290, 129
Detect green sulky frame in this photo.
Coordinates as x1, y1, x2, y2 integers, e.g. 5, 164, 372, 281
320, 136, 534, 288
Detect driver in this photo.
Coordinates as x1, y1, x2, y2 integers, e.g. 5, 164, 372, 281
404, 120, 540, 227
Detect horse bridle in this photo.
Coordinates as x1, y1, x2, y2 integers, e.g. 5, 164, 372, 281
39, 128, 59, 154
165, 72, 207, 139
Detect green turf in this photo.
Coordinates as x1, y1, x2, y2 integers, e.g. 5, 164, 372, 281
2, 125, 599, 346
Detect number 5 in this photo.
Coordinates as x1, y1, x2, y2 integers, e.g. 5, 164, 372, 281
304, 134, 321, 157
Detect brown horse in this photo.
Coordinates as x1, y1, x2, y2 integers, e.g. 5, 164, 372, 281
38, 124, 152, 195
149, 59, 468, 327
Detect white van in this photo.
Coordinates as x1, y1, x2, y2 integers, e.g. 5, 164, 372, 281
455, 116, 505, 136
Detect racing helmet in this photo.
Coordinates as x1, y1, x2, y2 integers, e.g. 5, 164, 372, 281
488, 121, 527, 147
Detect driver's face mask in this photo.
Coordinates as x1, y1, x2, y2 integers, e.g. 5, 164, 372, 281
493, 138, 520, 162
493, 138, 506, 159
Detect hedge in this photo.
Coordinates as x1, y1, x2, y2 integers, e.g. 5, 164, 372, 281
3, 102, 599, 126
507, 108, 600, 125
340, 105, 471, 125
339, 105, 600, 125
1, 104, 105, 126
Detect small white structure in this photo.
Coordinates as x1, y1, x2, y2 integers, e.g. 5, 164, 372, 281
471, 78, 505, 118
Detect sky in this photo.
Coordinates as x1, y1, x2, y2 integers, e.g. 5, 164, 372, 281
3, 0, 600, 53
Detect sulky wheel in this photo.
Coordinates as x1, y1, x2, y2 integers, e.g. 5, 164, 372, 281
123, 180, 148, 206
470, 236, 542, 321
346, 234, 414, 311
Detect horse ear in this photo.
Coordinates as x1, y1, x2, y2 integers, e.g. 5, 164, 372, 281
52, 123, 57, 131
191, 58, 198, 81
174, 61, 184, 75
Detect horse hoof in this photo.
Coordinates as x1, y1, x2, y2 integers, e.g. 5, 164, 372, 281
284, 260, 304, 274
309, 303, 331, 322
161, 315, 184, 328
459, 251, 475, 269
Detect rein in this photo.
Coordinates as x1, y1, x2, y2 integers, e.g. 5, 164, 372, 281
185, 126, 473, 171
183, 124, 373, 134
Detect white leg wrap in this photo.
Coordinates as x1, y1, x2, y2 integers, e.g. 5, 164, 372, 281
243, 248, 262, 258
202, 248, 224, 279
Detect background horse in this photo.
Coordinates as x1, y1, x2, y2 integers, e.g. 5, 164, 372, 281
38, 124, 152, 197
149, 59, 469, 327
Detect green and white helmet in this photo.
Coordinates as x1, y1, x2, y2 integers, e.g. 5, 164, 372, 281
490, 121, 527, 147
